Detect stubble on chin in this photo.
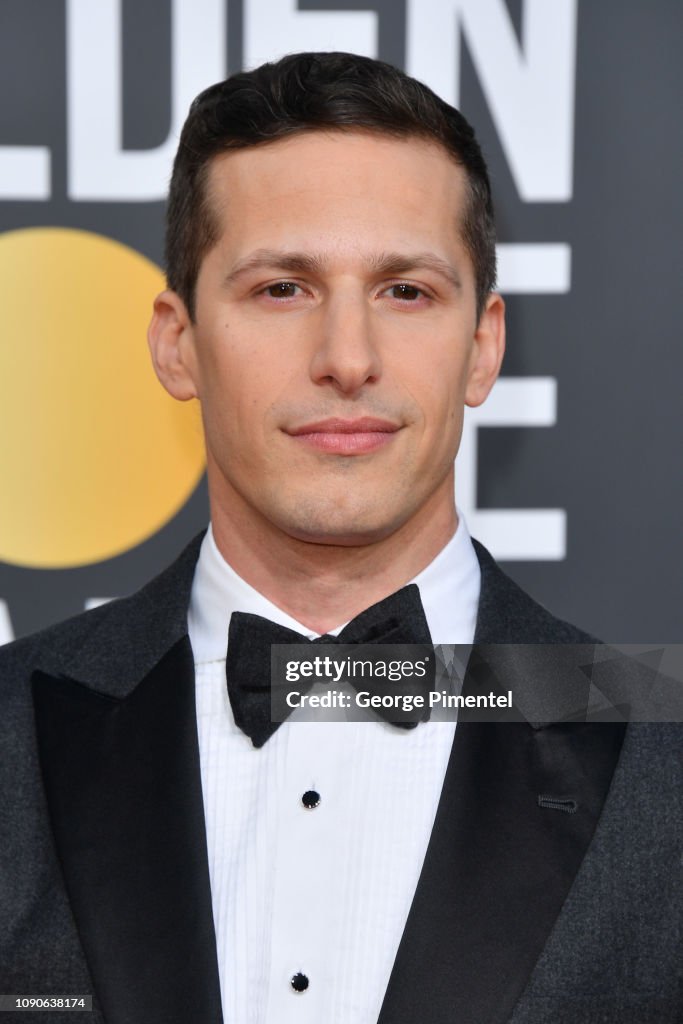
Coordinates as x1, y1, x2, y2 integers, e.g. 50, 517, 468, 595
266, 478, 410, 547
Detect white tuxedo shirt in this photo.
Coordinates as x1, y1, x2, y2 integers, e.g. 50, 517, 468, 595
188, 517, 480, 1024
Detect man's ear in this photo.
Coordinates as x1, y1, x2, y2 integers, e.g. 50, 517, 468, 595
147, 290, 199, 401
465, 292, 506, 408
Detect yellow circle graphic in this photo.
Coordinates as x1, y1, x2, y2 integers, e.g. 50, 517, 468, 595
0, 228, 205, 568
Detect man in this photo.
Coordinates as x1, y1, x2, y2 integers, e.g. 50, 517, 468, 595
1, 52, 680, 1024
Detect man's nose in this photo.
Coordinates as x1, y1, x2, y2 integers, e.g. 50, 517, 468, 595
309, 291, 381, 395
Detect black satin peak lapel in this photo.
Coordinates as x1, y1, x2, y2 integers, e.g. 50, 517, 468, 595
32, 636, 223, 1024
377, 653, 626, 1024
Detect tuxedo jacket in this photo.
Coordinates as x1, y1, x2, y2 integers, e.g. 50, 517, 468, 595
1, 531, 681, 1024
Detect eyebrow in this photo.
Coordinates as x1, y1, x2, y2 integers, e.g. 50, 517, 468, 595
222, 248, 463, 291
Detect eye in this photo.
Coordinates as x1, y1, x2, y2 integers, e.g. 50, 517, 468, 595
383, 283, 428, 302
263, 281, 302, 299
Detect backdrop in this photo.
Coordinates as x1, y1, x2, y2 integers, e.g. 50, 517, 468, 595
1, 0, 681, 643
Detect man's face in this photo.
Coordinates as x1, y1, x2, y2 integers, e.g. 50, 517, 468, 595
151, 131, 504, 546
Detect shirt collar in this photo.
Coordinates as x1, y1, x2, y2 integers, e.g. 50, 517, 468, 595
188, 514, 480, 663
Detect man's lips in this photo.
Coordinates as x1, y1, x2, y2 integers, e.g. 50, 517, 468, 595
284, 417, 401, 454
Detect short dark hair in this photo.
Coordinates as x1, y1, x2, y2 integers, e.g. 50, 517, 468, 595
166, 51, 496, 322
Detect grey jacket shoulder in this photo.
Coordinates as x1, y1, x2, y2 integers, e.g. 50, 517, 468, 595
471, 538, 597, 645
0, 530, 206, 691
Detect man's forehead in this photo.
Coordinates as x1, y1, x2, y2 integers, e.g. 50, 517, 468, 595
202, 129, 469, 255
204, 129, 467, 199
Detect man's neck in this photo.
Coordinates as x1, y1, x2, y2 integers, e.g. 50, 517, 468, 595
209, 489, 458, 635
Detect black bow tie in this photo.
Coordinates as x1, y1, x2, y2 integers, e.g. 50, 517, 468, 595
226, 584, 433, 747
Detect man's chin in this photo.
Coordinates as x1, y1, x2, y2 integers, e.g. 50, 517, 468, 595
275, 505, 403, 548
